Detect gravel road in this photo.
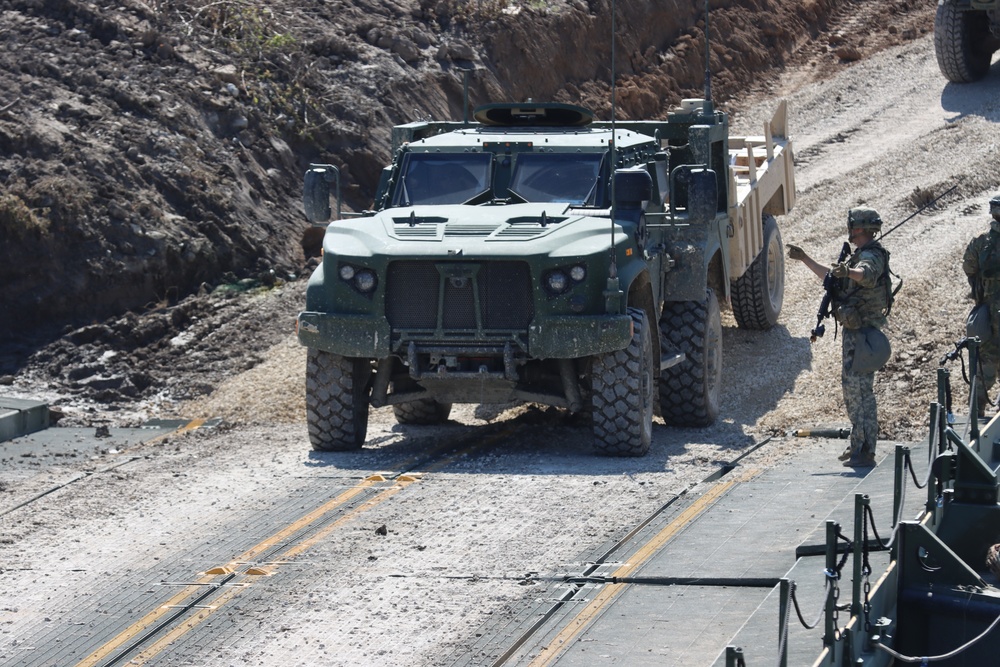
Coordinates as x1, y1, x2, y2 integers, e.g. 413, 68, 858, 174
2, 32, 999, 666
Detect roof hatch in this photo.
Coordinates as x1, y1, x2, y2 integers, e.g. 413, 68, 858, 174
473, 102, 593, 127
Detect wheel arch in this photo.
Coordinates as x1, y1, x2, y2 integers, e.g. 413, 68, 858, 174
626, 269, 659, 344
707, 249, 728, 308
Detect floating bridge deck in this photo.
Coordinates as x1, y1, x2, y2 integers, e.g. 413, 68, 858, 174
452, 431, 932, 667
3, 389, 998, 666
479, 401, 1000, 667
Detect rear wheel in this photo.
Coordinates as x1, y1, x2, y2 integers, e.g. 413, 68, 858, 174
732, 214, 784, 330
659, 289, 722, 426
306, 348, 372, 451
591, 307, 654, 456
392, 399, 453, 425
934, 0, 997, 83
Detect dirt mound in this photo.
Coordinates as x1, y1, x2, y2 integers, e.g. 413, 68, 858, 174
0, 0, 933, 422
0, 0, 929, 338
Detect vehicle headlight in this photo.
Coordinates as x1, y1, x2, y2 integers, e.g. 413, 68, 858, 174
339, 264, 355, 281
355, 270, 377, 293
546, 270, 568, 294
569, 265, 586, 282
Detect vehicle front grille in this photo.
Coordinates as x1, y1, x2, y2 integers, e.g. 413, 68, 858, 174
386, 261, 534, 331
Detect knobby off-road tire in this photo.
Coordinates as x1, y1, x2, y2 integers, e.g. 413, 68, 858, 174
934, 0, 996, 83
392, 399, 453, 425
732, 214, 784, 330
306, 348, 372, 452
659, 289, 722, 426
591, 307, 654, 457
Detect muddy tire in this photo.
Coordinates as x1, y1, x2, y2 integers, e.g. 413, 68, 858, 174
659, 289, 722, 426
934, 0, 996, 83
732, 214, 784, 330
306, 348, 372, 451
392, 399, 453, 425
591, 307, 654, 457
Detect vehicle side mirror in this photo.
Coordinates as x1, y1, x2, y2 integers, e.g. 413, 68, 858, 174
687, 167, 718, 222
304, 164, 340, 224
614, 168, 652, 210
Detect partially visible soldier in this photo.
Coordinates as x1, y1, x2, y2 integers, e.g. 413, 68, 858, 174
787, 207, 893, 468
961, 194, 1000, 416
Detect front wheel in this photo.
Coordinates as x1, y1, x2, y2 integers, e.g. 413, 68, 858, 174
591, 307, 654, 456
306, 348, 372, 451
659, 289, 722, 426
732, 214, 784, 330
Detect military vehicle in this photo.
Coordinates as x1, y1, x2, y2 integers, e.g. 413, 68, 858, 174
934, 0, 1000, 83
297, 98, 795, 456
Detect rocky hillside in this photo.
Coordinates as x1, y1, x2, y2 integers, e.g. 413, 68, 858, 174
0, 0, 929, 347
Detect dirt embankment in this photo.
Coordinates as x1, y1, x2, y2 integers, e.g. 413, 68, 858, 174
0, 0, 928, 344
0, 0, 934, 426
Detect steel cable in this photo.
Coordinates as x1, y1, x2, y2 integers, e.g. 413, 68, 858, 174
790, 578, 828, 630
874, 608, 1000, 663
777, 581, 791, 666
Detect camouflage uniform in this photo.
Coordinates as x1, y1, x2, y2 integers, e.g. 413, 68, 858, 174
962, 198, 1000, 412
834, 218, 891, 462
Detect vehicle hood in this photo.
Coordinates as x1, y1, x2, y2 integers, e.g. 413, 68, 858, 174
324, 203, 627, 260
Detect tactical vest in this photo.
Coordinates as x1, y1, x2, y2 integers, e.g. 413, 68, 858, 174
835, 241, 892, 329
976, 232, 1000, 304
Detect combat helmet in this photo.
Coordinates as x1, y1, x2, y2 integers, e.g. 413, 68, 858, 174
847, 207, 882, 231
851, 326, 892, 374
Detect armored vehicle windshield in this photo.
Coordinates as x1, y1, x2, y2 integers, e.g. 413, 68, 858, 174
390, 147, 608, 208
508, 152, 605, 205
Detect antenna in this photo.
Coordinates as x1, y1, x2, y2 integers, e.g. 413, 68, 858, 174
463, 68, 470, 125
703, 0, 711, 102
877, 184, 958, 241
608, 0, 617, 280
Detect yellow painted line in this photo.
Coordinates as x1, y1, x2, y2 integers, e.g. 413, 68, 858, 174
72, 573, 221, 667
73, 474, 385, 667
528, 467, 761, 667
174, 418, 207, 434
119, 419, 208, 454
124, 480, 417, 665
76, 424, 515, 666
146, 418, 206, 444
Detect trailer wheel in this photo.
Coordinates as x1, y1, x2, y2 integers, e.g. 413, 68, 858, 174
659, 289, 722, 426
732, 214, 784, 330
392, 399, 453, 425
591, 307, 654, 456
306, 348, 372, 451
934, 0, 996, 83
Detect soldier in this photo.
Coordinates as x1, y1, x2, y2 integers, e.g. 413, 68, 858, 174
787, 207, 893, 468
962, 194, 1000, 416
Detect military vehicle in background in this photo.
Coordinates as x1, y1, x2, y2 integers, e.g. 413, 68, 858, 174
297, 98, 795, 456
934, 0, 1000, 82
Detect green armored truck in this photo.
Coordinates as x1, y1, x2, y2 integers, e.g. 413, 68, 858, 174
297, 99, 795, 456
934, 0, 1000, 82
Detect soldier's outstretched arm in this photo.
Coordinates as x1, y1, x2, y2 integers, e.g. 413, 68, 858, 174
787, 243, 829, 281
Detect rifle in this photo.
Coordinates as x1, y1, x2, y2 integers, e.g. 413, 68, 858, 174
791, 427, 851, 438
810, 241, 851, 342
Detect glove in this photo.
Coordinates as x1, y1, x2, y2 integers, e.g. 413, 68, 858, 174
831, 262, 849, 278
787, 244, 806, 261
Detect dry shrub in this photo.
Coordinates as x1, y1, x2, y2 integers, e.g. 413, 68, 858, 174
0, 193, 48, 240
909, 185, 937, 209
